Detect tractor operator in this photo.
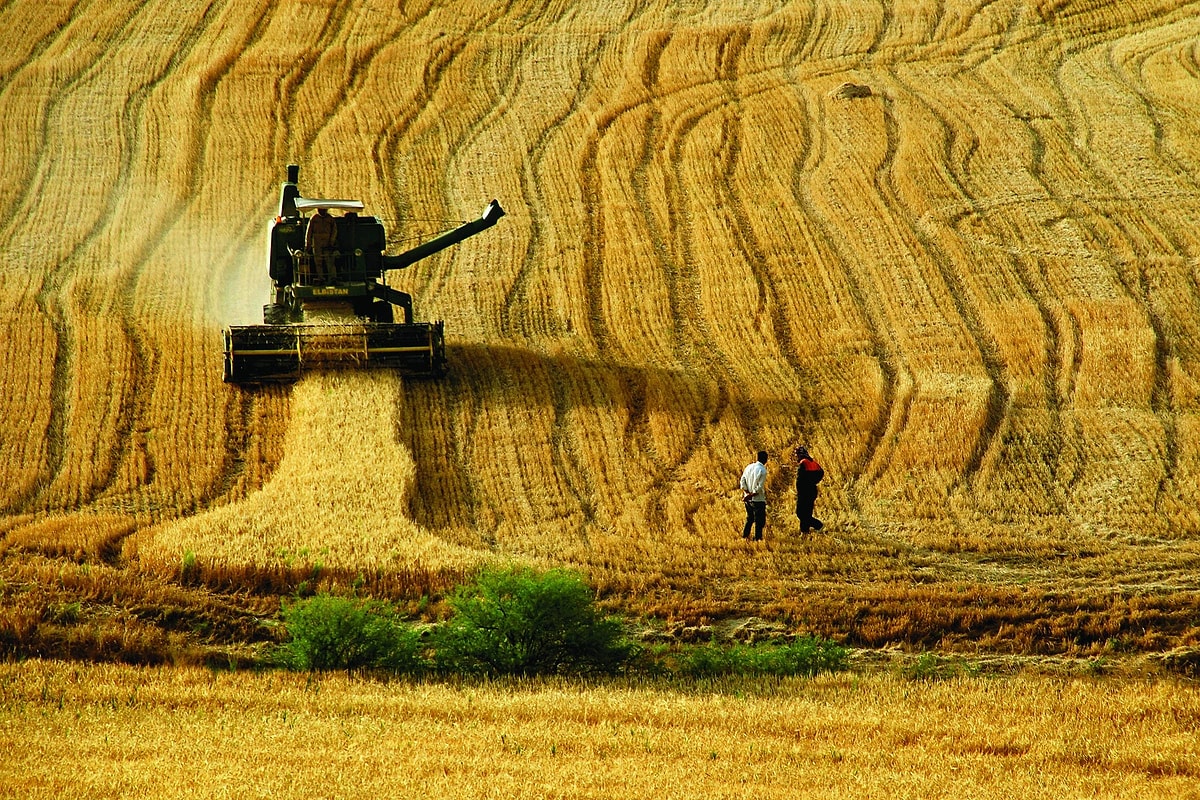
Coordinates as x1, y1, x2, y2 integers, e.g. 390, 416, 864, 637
305, 206, 338, 283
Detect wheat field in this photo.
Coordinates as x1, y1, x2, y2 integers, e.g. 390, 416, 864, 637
3, 661, 1199, 800
2, 0, 1200, 648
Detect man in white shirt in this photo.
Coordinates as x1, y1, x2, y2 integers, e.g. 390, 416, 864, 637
740, 450, 769, 540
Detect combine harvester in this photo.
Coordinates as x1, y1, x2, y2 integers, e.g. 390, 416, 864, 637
223, 164, 503, 382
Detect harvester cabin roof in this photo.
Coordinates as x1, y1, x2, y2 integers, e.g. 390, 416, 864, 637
294, 197, 365, 213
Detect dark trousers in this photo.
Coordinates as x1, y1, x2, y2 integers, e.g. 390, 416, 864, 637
796, 492, 822, 532
313, 246, 336, 281
743, 500, 766, 540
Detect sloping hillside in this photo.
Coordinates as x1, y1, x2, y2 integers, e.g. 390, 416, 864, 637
2, 0, 1199, 653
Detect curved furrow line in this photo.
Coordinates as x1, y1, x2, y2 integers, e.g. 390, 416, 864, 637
962, 81, 1081, 506
0, 0, 137, 247
382, 8, 518, 314
567, 25, 799, 530
498, 32, 607, 338
627, 29, 678, 353
863, 0, 892, 56
880, 71, 1013, 499
441, 32, 534, 266
715, 31, 821, 453
273, 5, 452, 228
780, 13, 907, 515
619, 29, 718, 536
1030, 15, 1193, 527
660, 90, 768, 437
269, 0, 357, 163
0, 0, 91, 232
787, 88, 909, 501
97, 0, 257, 516
0, 0, 80, 90
371, 33, 469, 223
964, 35, 1096, 499
1111, 22, 1200, 189
639, 28, 758, 532
300, 8, 417, 158
1086, 28, 1200, 509
521, 21, 678, 534
438, 10, 611, 534
959, 31, 1124, 517
14, 0, 172, 513
265, 0, 418, 188
1182, 37, 1200, 80
793, 1, 836, 65
560, 28, 864, 362
576, 78, 618, 357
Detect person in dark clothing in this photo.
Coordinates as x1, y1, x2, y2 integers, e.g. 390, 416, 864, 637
794, 446, 825, 532
305, 206, 338, 283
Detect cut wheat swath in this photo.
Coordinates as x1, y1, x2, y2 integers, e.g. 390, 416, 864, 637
142, 371, 496, 580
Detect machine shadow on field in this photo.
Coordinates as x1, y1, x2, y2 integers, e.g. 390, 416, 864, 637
395, 341, 815, 534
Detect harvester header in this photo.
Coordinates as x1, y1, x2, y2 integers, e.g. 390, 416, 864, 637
223, 164, 503, 383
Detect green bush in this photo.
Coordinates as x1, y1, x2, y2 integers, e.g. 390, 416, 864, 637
901, 652, 977, 682
679, 635, 849, 677
278, 594, 423, 672
434, 565, 634, 676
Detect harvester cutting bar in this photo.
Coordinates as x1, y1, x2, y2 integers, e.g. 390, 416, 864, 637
223, 322, 445, 382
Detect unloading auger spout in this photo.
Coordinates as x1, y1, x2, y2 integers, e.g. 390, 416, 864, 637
222, 164, 504, 383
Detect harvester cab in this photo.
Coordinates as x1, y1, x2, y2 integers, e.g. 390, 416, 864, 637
223, 164, 504, 383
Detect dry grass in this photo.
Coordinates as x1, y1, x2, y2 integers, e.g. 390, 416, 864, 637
0, 0, 1199, 652
2, 660, 1199, 799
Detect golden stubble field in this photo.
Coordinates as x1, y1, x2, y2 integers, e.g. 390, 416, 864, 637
2, 661, 1199, 800
3, 1, 1200, 642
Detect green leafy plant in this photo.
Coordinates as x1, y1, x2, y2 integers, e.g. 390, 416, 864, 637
678, 635, 848, 677
901, 651, 978, 681
434, 565, 634, 676
278, 594, 423, 672
180, 551, 199, 584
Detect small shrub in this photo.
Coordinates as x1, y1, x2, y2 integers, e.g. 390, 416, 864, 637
180, 551, 199, 584
901, 652, 977, 681
278, 594, 423, 672
679, 635, 848, 677
434, 565, 634, 676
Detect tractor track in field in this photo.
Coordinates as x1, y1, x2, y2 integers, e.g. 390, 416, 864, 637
881, 67, 1013, 502
627, 28, 718, 536
383, 4, 514, 318
15, 0, 158, 514
270, 0, 357, 166
791, 84, 911, 506
571, 22, 741, 533
364, 0, 457, 211
498, 21, 610, 341
1102, 22, 1200, 509
960, 63, 1090, 503
100, 0, 243, 518
0, 0, 91, 235
1039, 19, 1193, 516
